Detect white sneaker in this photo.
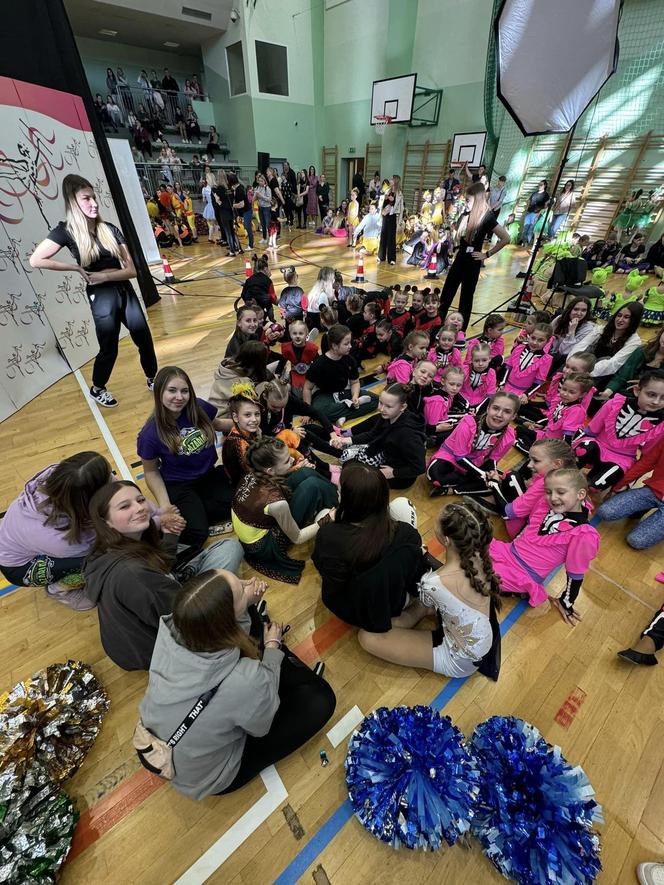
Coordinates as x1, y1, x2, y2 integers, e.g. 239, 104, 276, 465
90, 386, 118, 408
638, 863, 664, 885
357, 394, 372, 406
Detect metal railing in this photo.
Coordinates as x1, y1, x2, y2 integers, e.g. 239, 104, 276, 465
135, 162, 255, 197
98, 83, 207, 129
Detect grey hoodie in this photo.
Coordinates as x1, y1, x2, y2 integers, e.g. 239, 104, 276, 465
139, 614, 283, 799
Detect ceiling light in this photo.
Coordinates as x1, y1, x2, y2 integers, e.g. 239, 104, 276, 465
99, 29, 118, 36
163, 41, 180, 47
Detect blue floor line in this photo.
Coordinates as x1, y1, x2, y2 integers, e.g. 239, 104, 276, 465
0, 583, 19, 598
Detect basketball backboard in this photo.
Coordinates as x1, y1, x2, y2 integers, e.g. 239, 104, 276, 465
370, 74, 417, 125
450, 132, 487, 167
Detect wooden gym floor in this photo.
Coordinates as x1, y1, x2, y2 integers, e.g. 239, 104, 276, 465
1, 228, 663, 884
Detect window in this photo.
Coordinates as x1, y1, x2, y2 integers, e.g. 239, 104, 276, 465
255, 41, 288, 96
226, 41, 246, 96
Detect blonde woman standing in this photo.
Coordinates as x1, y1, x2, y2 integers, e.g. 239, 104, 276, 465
30, 174, 157, 407
377, 174, 404, 265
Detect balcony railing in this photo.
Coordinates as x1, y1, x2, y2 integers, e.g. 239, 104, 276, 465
99, 83, 207, 129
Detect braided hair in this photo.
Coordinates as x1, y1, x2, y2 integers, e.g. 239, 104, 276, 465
529, 437, 576, 468
245, 437, 292, 499
436, 499, 502, 610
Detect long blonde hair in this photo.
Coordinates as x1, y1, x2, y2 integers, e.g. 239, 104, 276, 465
63, 175, 123, 268
462, 181, 491, 242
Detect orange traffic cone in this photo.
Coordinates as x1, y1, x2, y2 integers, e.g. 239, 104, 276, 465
162, 255, 176, 283
352, 253, 365, 283
426, 251, 438, 279
244, 256, 253, 277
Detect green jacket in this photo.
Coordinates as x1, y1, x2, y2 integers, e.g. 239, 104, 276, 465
607, 347, 647, 394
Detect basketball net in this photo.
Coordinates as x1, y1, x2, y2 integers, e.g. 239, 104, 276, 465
374, 114, 393, 136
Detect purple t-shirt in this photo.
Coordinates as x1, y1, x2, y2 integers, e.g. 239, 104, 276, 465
137, 398, 218, 482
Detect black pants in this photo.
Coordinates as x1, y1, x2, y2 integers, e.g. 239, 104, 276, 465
438, 255, 482, 329
642, 604, 664, 652
319, 203, 329, 221
295, 204, 305, 228
516, 424, 537, 449
428, 458, 491, 492
220, 648, 336, 793
575, 439, 624, 489
165, 466, 232, 546
378, 213, 397, 263
219, 214, 239, 253
1, 553, 85, 587
284, 198, 295, 225
89, 282, 158, 389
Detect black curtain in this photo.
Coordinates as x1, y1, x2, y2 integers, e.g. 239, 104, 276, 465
1, 0, 159, 306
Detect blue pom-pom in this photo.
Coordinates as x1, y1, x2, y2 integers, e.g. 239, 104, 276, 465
469, 715, 602, 884
345, 705, 479, 851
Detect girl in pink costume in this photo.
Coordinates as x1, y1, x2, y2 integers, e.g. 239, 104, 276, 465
515, 372, 595, 451
423, 365, 465, 442
386, 330, 429, 383
513, 311, 553, 350
519, 350, 596, 424
490, 468, 600, 626
458, 342, 497, 413
501, 322, 553, 403
427, 391, 519, 495
465, 313, 506, 370
427, 325, 463, 383
573, 370, 664, 490
445, 311, 467, 353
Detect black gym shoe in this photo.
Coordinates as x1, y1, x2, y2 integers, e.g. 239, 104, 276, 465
472, 496, 503, 515
617, 648, 658, 667
90, 386, 118, 408
313, 661, 326, 678
146, 377, 154, 392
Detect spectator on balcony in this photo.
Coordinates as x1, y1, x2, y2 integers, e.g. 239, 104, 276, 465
162, 68, 180, 120
116, 67, 133, 112
134, 124, 153, 160
105, 95, 124, 130
206, 126, 220, 159
137, 104, 162, 142
191, 74, 204, 98
185, 106, 202, 144
106, 67, 117, 98
191, 154, 202, 168
93, 94, 108, 128
138, 69, 151, 93
184, 79, 197, 100
174, 105, 187, 142
127, 110, 139, 131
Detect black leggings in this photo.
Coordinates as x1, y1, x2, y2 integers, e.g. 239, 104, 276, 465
575, 439, 624, 489
165, 466, 232, 546
642, 604, 664, 652
295, 204, 306, 228
378, 213, 397, 263
89, 282, 158, 389
438, 255, 482, 329
428, 458, 492, 492
220, 648, 336, 793
0, 553, 85, 587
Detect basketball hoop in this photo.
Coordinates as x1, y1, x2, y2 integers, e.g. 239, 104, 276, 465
374, 114, 393, 136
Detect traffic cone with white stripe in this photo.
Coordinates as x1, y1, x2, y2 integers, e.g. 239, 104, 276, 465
244, 256, 253, 277
352, 253, 365, 283
426, 251, 438, 279
162, 255, 176, 283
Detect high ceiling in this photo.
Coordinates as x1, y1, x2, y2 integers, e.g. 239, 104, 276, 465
64, 0, 232, 56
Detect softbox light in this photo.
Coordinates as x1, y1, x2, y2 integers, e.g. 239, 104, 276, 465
495, 0, 622, 136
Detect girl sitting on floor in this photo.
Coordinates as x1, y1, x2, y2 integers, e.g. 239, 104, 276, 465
408, 288, 425, 330
574, 370, 664, 490
313, 463, 424, 632
356, 499, 502, 680
138, 569, 335, 798
427, 391, 519, 496
303, 324, 378, 421
513, 310, 552, 349
231, 438, 337, 584
386, 330, 429, 383
225, 305, 259, 358
0, 451, 118, 610
374, 319, 404, 364
84, 480, 243, 670
413, 291, 442, 342
240, 254, 277, 319
515, 372, 595, 450
458, 342, 498, 414
221, 390, 263, 487
388, 287, 411, 337
139, 366, 234, 547
519, 350, 596, 423
326, 384, 427, 490
422, 365, 466, 442
490, 468, 600, 626
278, 266, 305, 323
209, 341, 272, 430
445, 310, 467, 352
427, 325, 463, 382
280, 320, 318, 396
500, 323, 553, 403
465, 313, 506, 370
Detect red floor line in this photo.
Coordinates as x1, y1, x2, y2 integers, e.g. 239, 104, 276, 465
65, 615, 351, 863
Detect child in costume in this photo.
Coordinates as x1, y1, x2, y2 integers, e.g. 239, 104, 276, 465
513, 310, 553, 349
386, 330, 429, 383
516, 372, 594, 451
459, 342, 498, 413
278, 267, 305, 323
280, 320, 318, 397
408, 287, 425, 330
501, 323, 554, 403
352, 202, 381, 254
353, 301, 381, 363
445, 310, 467, 352
431, 187, 444, 226
375, 319, 404, 363
427, 391, 519, 495
573, 370, 664, 490
489, 468, 600, 625
427, 325, 463, 383
422, 364, 466, 443
222, 389, 263, 487
388, 286, 411, 337
642, 281, 664, 326
183, 190, 198, 241
346, 189, 360, 247
465, 313, 506, 370
413, 292, 442, 342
